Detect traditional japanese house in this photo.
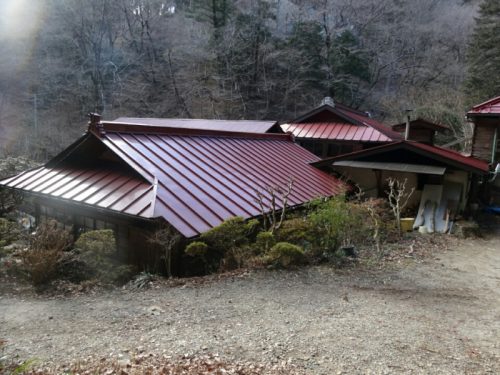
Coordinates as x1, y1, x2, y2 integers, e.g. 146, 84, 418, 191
0, 114, 343, 272
280, 97, 401, 158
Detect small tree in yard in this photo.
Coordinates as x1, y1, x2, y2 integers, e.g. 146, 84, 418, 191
386, 177, 415, 234
362, 198, 385, 257
255, 177, 294, 234
148, 224, 181, 277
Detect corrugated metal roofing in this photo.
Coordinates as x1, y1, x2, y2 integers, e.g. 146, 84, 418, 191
100, 127, 343, 237
1, 123, 344, 238
112, 118, 280, 133
281, 122, 393, 142
468, 96, 500, 115
335, 107, 402, 140
282, 101, 400, 142
1, 166, 155, 217
312, 140, 490, 174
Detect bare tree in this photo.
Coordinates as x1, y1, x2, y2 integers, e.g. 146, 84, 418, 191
148, 223, 181, 277
255, 177, 294, 234
386, 177, 415, 234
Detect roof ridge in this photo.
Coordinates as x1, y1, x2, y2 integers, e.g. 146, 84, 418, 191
113, 117, 277, 123
97, 122, 294, 142
471, 96, 500, 110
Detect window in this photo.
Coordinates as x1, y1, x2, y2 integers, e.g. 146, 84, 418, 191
37, 204, 117, 235
84, 217, 95, 230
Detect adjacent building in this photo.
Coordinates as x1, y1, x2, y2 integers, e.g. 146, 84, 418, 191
281, 97, 401, 158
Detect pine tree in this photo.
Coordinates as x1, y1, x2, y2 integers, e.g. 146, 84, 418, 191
465, 0, 500, 105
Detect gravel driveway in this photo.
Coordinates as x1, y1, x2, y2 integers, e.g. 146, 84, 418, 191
1, 234, 499, 374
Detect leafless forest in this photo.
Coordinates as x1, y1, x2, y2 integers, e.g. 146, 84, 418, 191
0, 0, 481, 160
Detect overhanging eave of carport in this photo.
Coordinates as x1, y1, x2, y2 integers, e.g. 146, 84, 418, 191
332, 161, 446, 175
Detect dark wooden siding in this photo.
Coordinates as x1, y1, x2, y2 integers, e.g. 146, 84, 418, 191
408, 128, 434, 144
471, 120, 497, 161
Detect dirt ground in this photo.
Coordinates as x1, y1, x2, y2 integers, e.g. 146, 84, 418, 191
1, 231, 499, 374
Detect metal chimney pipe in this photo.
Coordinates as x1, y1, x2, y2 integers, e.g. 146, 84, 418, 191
404, 109, 413, 140
321, 96, 335, 107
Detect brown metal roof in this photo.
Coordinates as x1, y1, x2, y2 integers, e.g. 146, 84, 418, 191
1, 123, 344, 238
112, 118, 281, 133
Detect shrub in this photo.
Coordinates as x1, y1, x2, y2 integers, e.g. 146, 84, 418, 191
265, 242, 305, 268
29, 220, 73, 252
0, 218, 21, 250
21, 247, 62, 286
21, 220, 73, 286
254, 231, 275, 253
75, 229, 116, 258
74, 230, 134, 284
307, 196, 367, 258
185, 241, 208, 257
200, 217, 259, 271
274, 218, 313, 248
200, 217, 258, 254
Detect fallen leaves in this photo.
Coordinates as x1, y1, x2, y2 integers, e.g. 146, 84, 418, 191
15, 353, 304, 375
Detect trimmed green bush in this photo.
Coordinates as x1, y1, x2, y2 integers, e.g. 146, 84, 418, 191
255, 231, 275, 253
201, 217, 258, 253
266, 242, 305, 268
75, 230, 116, 258
75, 230, 134, 284
274, 218, 313, 248
185, 241, 208, 257
200, 217, 259, 271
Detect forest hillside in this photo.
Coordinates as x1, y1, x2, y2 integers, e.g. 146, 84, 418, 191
0, 0, 490, 160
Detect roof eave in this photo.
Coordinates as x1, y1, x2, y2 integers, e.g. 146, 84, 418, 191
311, 141, 489, 174
1, 185, 158, 224
467, 112, 500, 119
